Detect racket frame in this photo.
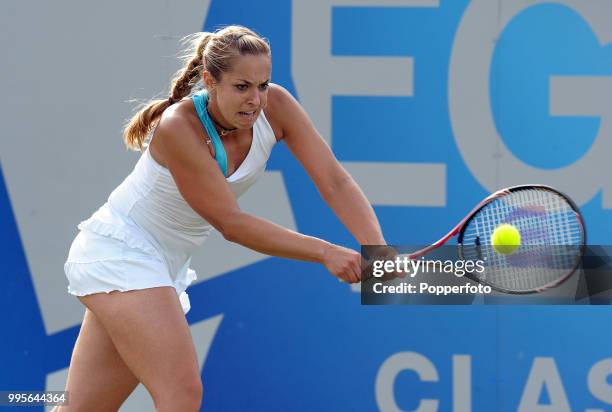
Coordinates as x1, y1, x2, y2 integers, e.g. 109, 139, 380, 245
405, 184, 586, 294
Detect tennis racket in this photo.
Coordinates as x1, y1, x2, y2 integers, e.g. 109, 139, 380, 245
365, 184, 586, 294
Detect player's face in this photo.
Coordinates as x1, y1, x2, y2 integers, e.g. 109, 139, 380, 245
208, 54, 271, 129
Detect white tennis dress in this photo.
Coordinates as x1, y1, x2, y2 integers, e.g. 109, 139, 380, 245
64, 108, 277, 314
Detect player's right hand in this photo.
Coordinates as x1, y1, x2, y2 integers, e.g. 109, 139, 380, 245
321, 243, 362, 283
363, 246, 407, 281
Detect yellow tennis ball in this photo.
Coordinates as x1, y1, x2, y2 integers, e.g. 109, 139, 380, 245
491, 224, 521, 254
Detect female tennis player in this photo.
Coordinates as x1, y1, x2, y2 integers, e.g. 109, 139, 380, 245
58, 25, 387, 411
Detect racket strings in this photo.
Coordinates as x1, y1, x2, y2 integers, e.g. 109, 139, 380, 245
460, 188, 583, 292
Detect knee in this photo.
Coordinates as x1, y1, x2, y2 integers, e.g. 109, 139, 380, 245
155, 374, 203, 411
184, 376, 204, 406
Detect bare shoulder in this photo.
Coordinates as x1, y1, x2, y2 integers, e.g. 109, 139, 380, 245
264, 83, 316, 143
149, 100, 210, 168
265, 83, 297, 115
264, 83, 302, 141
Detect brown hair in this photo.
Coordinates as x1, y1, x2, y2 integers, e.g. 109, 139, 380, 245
123, 25, 271, 150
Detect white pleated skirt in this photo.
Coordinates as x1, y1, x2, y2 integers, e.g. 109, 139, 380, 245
64, 229, 194, 314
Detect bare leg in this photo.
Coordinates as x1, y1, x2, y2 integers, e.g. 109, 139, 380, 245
55, 309, 140, 411
75, 287, 202, 412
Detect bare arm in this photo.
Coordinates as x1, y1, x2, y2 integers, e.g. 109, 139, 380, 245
319, 172, 386, 245
271, 85, 386, 246
153, 106, 361, 282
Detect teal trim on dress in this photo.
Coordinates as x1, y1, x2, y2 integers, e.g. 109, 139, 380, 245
192, 89, 228, 177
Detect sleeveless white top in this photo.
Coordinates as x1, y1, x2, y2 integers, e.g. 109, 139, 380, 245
77, 109, 277, 286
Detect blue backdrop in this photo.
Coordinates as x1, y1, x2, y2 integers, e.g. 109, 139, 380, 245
2, 1, 612, 411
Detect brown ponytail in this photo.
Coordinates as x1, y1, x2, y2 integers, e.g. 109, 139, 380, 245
123, 32, 213, 150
